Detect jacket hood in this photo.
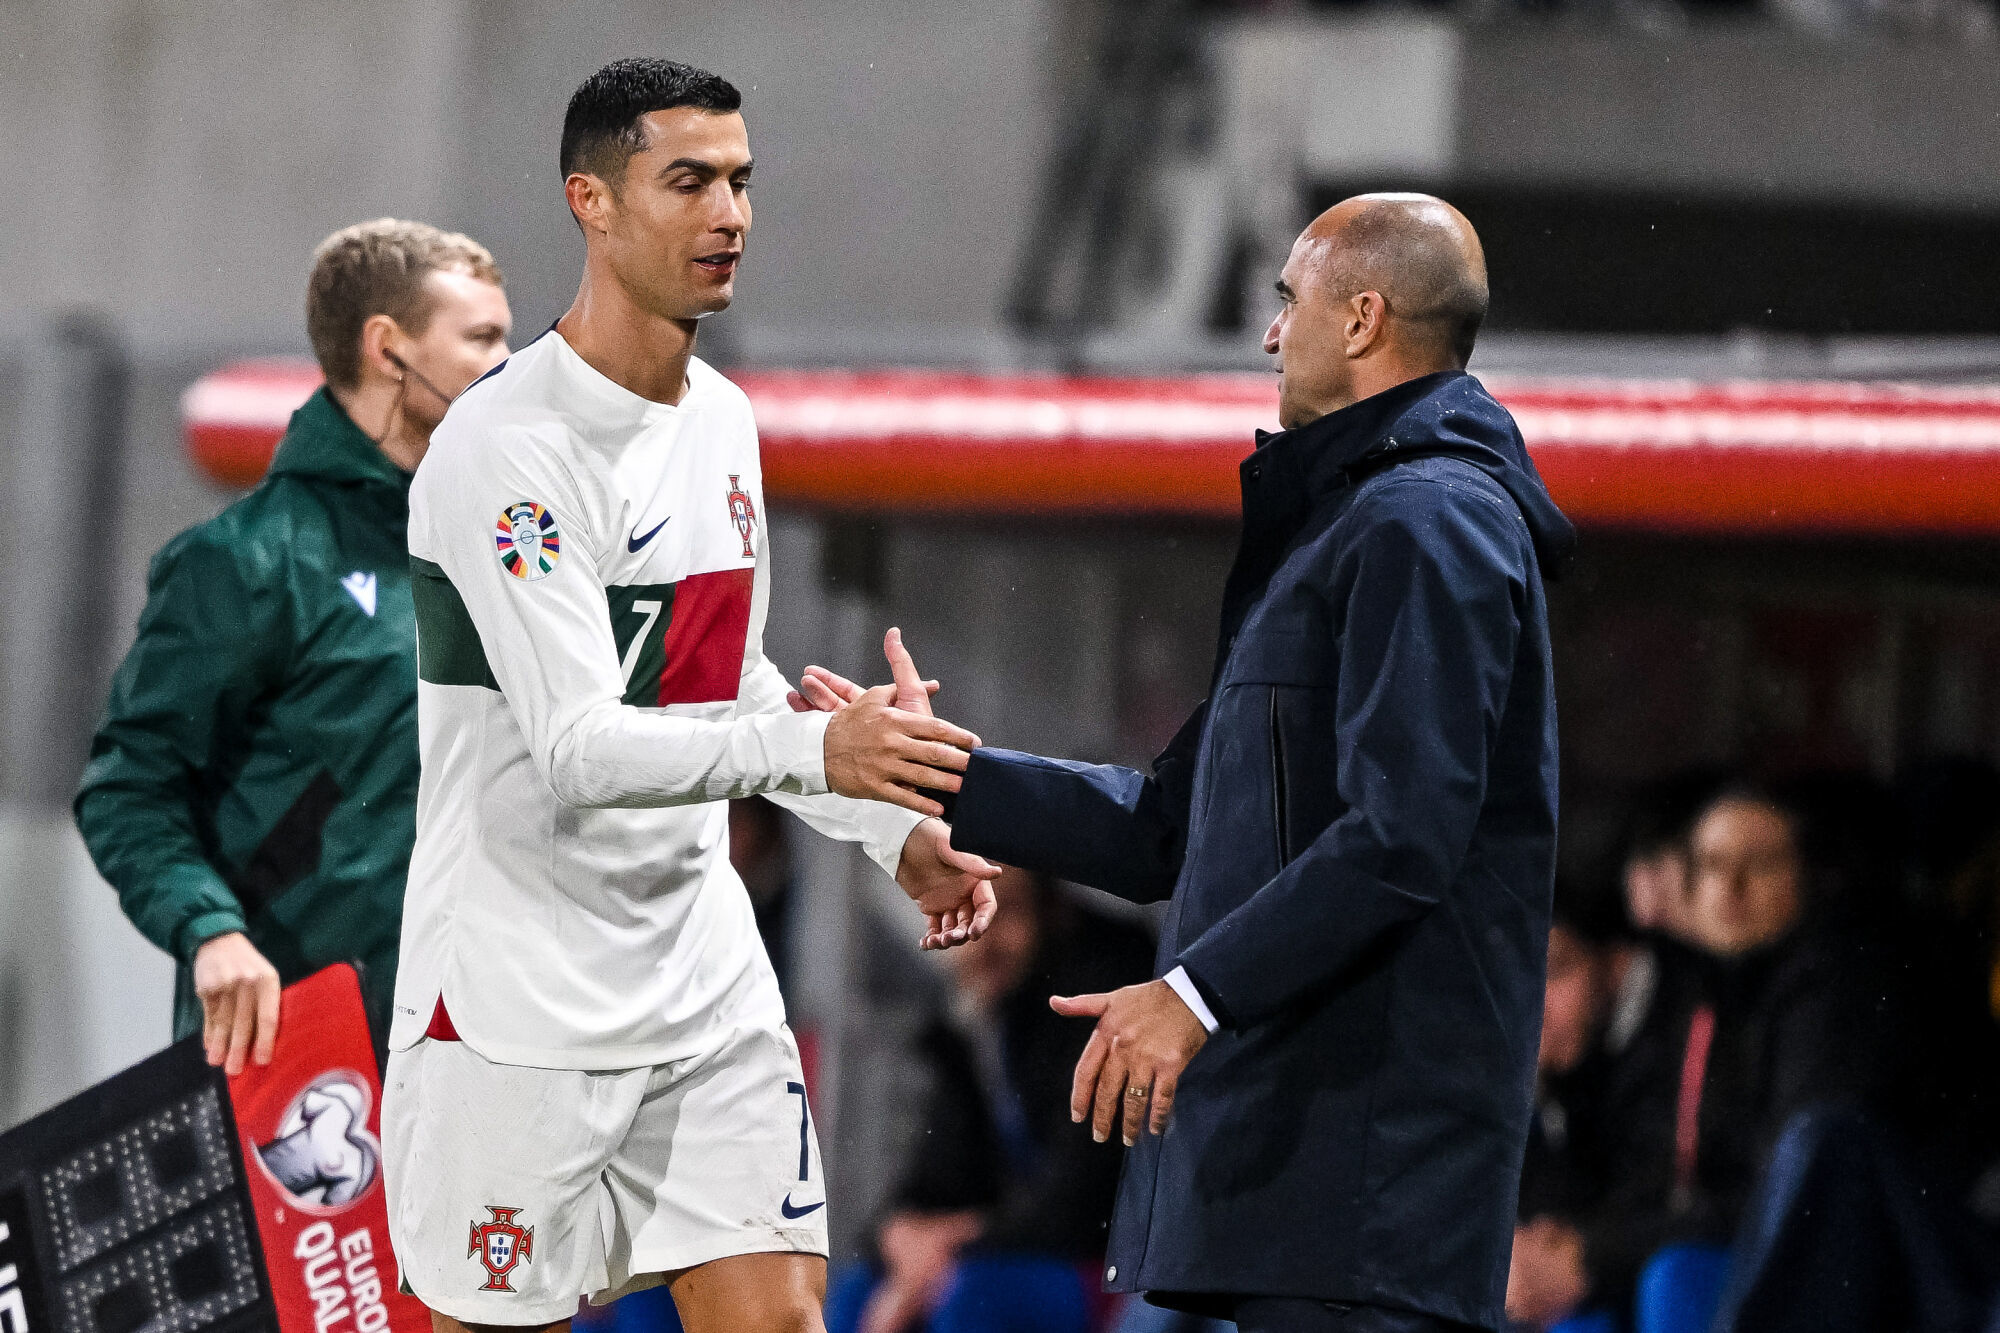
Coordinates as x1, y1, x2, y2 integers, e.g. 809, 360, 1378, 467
1266, 370, 1578, 578
265, 387, 411, 492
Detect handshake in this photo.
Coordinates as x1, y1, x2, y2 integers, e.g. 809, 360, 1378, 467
795, 627, 1001, 953
796, 626, 1212, 1149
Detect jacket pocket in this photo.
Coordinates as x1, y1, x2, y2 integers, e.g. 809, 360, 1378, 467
1269, 682, 1345, 862
1269, 687, 1290, 868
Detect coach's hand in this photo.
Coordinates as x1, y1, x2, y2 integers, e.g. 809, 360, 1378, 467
1053, 980, 1208, 1147
823, 683, 979, 819
192, 931, 281, 1076
897, 817, 1001, 949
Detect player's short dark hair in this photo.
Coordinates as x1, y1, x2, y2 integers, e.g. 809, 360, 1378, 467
560, 57, 742, 185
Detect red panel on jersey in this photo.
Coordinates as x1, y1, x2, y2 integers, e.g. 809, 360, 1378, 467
659, 566, 755, 705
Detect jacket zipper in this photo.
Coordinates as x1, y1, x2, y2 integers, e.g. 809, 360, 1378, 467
1269, 688, 1290, 868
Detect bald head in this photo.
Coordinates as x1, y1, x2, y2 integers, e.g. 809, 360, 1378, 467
1303, 193, 1488, 366
1264, 193, 1489, 428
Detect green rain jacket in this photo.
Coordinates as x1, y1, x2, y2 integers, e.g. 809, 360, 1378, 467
76, 387, 417, 1044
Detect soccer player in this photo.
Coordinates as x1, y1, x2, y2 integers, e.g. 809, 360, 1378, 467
76, 219, 511, 1073
382, 59, 996, 1333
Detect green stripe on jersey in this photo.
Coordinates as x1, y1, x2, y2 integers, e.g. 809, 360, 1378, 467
410, 559, 681, 703
608, 582, 677, 706
411, 557, 498, 690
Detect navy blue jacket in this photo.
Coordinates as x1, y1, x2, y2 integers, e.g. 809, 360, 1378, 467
948, 371, 1575, 1330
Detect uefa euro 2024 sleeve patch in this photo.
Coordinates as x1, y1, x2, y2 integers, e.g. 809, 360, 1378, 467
495, 500, 562, 581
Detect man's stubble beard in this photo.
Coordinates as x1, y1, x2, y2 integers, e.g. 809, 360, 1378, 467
607, 237, 732, 327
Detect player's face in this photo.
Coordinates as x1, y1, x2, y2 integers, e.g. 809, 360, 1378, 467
1264, 235, 1352, 430
395, 269, 512, 431
600, 108, 753, 321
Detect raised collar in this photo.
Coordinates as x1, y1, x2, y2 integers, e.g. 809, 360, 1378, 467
1250, 371, 1465, 507
266, 387, 411, 492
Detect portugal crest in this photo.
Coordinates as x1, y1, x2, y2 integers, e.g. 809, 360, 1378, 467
495, 501, 561, 581
726, 475, 757, 559
468, 1205, 534, 1292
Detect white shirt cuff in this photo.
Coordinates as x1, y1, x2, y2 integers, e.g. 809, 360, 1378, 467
777, 706, 832, 795
859, 805, 927, 881
1164, 965, 1220, 1034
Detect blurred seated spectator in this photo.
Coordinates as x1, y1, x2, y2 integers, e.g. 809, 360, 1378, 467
1689, 761, 2000, 1333
1509, 880, 1668, 1332
1587, 773, 1721, 1133
1617, 772, 1721, 945
1514, 779, 1904, 1331
1609, 781, 1896, 1325
1508, 889, 1614, 1330
827, 867, 1154, 1333
1608, 772, 1704, 940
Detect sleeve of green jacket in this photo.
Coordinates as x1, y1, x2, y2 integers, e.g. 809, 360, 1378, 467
75, 529, 289, 963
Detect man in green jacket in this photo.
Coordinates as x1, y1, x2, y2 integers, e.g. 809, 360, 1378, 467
76, 218, 512, 1074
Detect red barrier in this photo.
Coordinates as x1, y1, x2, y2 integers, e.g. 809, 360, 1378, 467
183, 361, 2000, 535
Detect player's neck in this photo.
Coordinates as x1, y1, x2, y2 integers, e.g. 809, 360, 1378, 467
557, 272, 698, 406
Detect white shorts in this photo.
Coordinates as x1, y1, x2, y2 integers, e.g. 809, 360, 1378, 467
381, 1023, 828, 1325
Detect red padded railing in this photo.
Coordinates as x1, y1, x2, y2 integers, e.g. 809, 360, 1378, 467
184, 360, 2000, 534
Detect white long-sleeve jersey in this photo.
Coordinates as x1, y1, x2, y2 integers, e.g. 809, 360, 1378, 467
390, 330, 921, 1069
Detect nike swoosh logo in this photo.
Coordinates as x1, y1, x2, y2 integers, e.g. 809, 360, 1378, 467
780, 1195, 825, 1219
628, 516, 670, 552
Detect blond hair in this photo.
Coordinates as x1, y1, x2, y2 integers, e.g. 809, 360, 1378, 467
306, 219, 503, 389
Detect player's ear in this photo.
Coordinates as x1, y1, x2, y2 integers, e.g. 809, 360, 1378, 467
565, 172, 611, 235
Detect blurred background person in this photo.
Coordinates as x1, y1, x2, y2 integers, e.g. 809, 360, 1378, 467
72, 220, 510, 1073
1507, 883, 1630, 1333
1616, 772, 1723, 946
1531, 778, 2000, 1333
1512, 782, 1896, 1331
1690, 778, 1997, 1333
1579, 781, 1893, 1329
825, 866, 1154, 1333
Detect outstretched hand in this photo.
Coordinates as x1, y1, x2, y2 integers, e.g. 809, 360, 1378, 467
898, 817, 1001, 949
1051, 980, 1209, 1146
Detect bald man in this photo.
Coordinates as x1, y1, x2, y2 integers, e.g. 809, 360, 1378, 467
816, 195, 1576, 1333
